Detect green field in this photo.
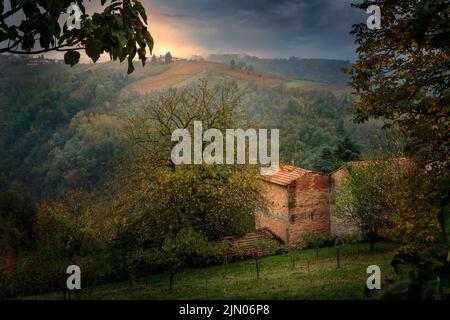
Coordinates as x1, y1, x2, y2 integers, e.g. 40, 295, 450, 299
285, 79, 324, 88
27, 242, 398, 300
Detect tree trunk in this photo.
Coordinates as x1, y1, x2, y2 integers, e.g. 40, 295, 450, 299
356, 242, 360, 259
336, 247, 340, 268
169, 273, 175, 290
255, 258, 260, 279
369, 239, 375, 251
223, 254, 229, 278
316, 247, 319, 259
129, 276, 134, 288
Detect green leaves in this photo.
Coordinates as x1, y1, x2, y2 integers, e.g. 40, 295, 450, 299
0, 0, 153, 73
127, 58, 135, 74
117, 83, 262, 243
64, 50, 80, 66
349, 0, 450, 299
85, 37, 103, 62
134, 0, 147, 23
383, 253, 450, 299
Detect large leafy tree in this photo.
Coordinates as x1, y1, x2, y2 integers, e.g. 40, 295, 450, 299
0, 0, 153, 73
331, 161, 402, 251
0, 191, 36, 254
348, 0, 450, 298
111, 82, 264, 249
314, 136, 360, 173
348, 0, 449, 166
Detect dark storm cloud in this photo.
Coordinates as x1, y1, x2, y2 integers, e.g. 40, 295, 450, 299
1, 0, 368, 60
147, 0, 367, 60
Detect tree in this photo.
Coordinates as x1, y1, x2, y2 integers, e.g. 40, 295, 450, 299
111, 81, 264, 247
348, 0, 449, 166
230, 59, 236, 70
331, 161, 402, 251
285, 99, 300, 115
336, 119, 345, 137
33, 190, 100, 259
0, 191, 36, 255
303, 231, 326, 259
348, 0, 450, 298
126, 164, 263, 244
237, 61, 247, 71
334, 236, 343, 268
314, 148, 336, 173
252, 239, 278, 279
313, 137, 360, 173
381, 165, 450, 299
0, 0, 153, 73
333, 136, 360, 163
158, 228, 213, 290
165, 51, 172, 64
285, 242, 305, 270
344, 233, 363, 259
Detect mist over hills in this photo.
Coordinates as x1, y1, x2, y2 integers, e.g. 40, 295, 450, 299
0, 53, 378, 199
206, 53, 352, 84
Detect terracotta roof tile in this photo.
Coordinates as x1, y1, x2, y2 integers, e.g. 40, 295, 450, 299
260, 164, 310, 186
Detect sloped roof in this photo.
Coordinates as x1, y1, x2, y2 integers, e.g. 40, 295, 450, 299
260, 164, 310, 186
329, 157, 412, 175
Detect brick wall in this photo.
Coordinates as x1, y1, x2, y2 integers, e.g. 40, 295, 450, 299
255, 183, 289, 243
289, 173, 331, 244
256, 167, 366, 245
329, 167, 349, 188
257, 172, 331, 245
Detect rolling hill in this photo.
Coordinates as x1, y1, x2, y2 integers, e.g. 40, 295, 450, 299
207, 54, 352, 84
66, 58, 348, 94
1, 54, 371, 200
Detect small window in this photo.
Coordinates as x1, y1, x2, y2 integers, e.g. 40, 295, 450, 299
310, 213, 314, 221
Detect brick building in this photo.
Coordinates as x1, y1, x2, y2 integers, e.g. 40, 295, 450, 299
255, 164, 353, 245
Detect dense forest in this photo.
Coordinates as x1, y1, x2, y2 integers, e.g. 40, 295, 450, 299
0, 54, 379, 200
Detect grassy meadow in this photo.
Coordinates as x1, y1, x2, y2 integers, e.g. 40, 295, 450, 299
27, 242, 398, 300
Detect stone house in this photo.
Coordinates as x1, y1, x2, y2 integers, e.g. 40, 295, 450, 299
255, 164, 354, 245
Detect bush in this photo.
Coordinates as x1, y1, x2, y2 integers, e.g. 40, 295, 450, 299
302, 232, 338, 258
0, 248, 123, 299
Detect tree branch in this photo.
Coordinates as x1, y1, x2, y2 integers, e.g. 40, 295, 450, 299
3, 40, 85, 55
0, 7, 22, 21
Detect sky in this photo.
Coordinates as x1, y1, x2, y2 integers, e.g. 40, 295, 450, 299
2, 0, 369, 61
143, 0, 367, 60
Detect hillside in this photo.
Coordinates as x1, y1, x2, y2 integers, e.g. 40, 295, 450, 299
70, 59, 345, 94
128, 60, 287, 93
207, 54, 352, 84
0, 54, 348, 94
0, 54, 377, 200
